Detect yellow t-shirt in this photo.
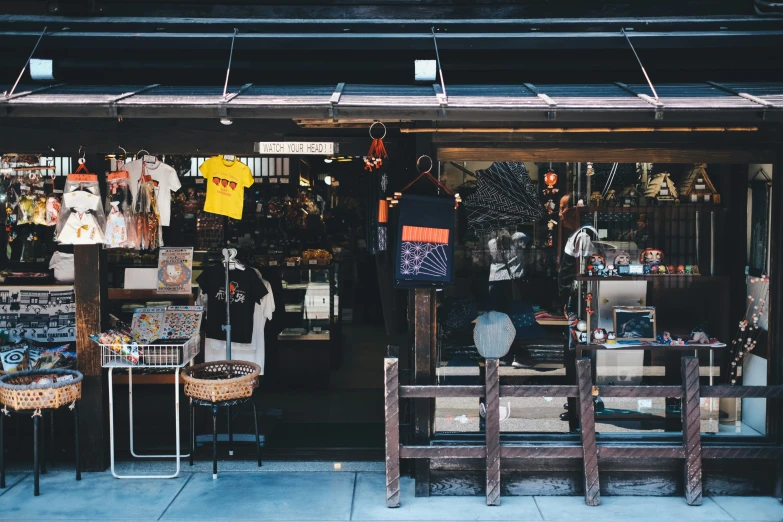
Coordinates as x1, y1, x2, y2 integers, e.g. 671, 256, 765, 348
199, 156, 254, 220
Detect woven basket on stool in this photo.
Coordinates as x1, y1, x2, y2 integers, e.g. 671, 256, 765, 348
181, 360, 260, 403
0, 369, 83, 411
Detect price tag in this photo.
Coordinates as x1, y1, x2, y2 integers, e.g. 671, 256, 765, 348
286, 261, 296, 267
309, 259, 318, 265
195, 178, 204, 184
269, 177, 278, 184
224, 154, 235, 162
143, 154, 157, 164
269, 260, 278, 266
280, 178, 290, 184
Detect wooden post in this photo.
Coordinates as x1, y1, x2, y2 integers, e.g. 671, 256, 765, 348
413, 288, 433, 497
384, 356, 401, 508
682, 356, 703, 506
485, 358, 501, 506
74, 244, 108, 471
576, 357, 600, 506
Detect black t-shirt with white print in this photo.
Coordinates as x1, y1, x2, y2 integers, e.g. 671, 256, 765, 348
196, 264, 268, 343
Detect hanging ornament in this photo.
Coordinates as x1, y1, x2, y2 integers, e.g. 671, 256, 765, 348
544, 199, 556, 215
364, 121, 389, 172
543, 169, 559, 196
546, 219, 557, 247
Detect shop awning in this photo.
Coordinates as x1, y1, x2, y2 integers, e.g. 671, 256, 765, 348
2, 82, 782, 123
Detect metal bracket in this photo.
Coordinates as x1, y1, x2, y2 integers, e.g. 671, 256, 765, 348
706, 81, 771, 120
524, 83, 557, 120
328, 82, 345, 120
107, 84, 160, 117
218, 82, 253, 117
615, 82, 664, 120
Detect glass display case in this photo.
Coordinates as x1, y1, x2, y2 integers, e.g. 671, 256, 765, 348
278, 264, 339, 342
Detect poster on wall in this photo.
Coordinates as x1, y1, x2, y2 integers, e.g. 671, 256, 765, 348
748, 181, 770, 277
157, 247, 194, 294
0, 286, 76, 343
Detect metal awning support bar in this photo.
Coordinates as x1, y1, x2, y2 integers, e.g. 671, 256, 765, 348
218, 82, 253, 117
615, 81, 664, 120
621, 28, 658, 101
431, 27, 448, 105
222, 28, 239, 100
107, 84, 160, 117
5, 26, 47, 99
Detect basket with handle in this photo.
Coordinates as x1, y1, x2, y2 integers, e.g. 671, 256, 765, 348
181, 360, 260, 403
0, 369, 83, 411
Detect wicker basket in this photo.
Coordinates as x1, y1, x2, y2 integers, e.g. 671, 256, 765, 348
0, 369, 83, 411
181, 360, 260, 403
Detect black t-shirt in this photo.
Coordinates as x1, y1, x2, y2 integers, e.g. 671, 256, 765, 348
196, 264, 268, 343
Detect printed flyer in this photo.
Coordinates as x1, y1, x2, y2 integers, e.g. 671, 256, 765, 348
157, 247, 194, 294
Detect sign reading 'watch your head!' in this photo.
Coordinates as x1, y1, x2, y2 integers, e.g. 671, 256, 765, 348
254, 142, 337, 155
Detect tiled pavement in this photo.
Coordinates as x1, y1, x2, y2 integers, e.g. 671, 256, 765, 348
1, 465, 782, 521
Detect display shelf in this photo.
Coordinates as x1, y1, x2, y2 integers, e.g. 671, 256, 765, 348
108, 288, 196, 304
277, 331, 330, 341
536, 318, 570, 326
575, 275, 729, 282
578, 342, 727, 351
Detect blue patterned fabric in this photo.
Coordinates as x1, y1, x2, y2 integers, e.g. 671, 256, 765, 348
508, 302, 546, 339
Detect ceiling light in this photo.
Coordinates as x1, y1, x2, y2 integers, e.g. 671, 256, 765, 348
220, 118, 233, 126
324, 175, 332, 185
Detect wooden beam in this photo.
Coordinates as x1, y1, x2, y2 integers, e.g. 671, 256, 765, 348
485, 358, 500, 506
577, 358, 600, 506
682, 356, 703, 506
413, 287, 433, 497
384, 357, 401, 508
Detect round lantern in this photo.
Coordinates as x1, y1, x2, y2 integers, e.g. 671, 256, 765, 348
640, 248, 664, 266
473, 311, 516, 360
544, 170, 558, 189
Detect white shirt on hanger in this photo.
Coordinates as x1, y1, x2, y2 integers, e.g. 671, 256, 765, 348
125, 159, 181, 227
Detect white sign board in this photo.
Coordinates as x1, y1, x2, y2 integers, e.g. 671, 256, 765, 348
254, 142, 336, 155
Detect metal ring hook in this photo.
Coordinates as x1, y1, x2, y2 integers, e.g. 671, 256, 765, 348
136, 149, 150, 159
78, 146, 86, 165
369, 121, 387, 141
416, 155, 433, 174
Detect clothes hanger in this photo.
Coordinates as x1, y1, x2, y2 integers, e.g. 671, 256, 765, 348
222, 247, 245, 271
401, 155, 454, 196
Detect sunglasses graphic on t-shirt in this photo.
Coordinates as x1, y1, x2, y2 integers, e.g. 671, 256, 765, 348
212, 177, 237, 190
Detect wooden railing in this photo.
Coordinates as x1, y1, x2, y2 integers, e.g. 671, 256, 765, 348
384, 355, 783, 507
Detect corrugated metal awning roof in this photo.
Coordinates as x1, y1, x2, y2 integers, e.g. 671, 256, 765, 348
2, 82, 781, 122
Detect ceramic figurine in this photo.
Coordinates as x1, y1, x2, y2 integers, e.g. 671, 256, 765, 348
650, 265, 659, 274
691, 265, 700, 275
545, 199, 557, 214
606, 264, 617, 276
640, 248, 664, 266
658, 265, 667, 274
614, 251, 631, 266
606, 189, 617, 206
589, 254, 606, 268
592, 328, 607, 343
576, 320, 588, 343
685, 265, 692, 274
690, 328, 710, 344
586, 265, 594, 277
677, 265, 685, 275
643, 264, 651, 275
590, 191, 603, 206
667, 265, 675, 275
658, 331, 672, 345
607, 331, 617, 344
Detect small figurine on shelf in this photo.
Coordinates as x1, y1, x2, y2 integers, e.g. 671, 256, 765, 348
650, 265, 659, 275
672, 338, 687, 346
643, 265, 651, 275
605, 189, 617, 207
590, 191, 603, 207
640, 248, 664, 267
658, 265, 668, 275
690, 328, 710, 344
606, 331, 617, 344
685, 265, 693, 275
576, 320, 589, 344
691, 265, 700, 275
667, 265, 675, 275
658, 331, 673, 345
677, 265, 685, 275
592, 328, 608, 343
586, 265, 594, 277
606, 264, 617, 277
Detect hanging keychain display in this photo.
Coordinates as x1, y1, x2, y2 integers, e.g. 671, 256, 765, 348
364, 121, 389, 172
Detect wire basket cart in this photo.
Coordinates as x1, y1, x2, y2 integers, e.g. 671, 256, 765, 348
97, 335, 200, 479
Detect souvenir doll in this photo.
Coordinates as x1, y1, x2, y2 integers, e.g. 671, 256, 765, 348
576, 320, 588, 343
677, 265, 685, 275
614, 251, 631, 266
658, 331, 673, 345
592, 327, 608, 343
606, 331, 617, 344
640, 248, 664, 267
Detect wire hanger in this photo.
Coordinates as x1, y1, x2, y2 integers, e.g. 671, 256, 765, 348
222, 247, 245, 271
401, 155, 453, 195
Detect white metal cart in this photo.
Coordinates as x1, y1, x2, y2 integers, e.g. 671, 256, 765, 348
98, 336, 200, 479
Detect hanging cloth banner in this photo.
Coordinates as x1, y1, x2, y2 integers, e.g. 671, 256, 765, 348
394, 194, 455, 288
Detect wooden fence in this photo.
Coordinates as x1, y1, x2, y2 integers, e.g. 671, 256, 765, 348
384, 355, 783, 507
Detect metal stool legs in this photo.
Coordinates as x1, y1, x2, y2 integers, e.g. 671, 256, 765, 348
74, 403, 81, 481
189, 399, 194, 467
0, 409, 5, 489
212, 405, 218, 480
227, 406, 233, 456
252, 403, 262, 467
33, 415, 40, 496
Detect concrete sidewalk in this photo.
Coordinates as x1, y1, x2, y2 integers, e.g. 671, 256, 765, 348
1, 463, 782, 521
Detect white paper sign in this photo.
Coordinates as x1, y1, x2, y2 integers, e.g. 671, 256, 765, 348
254, 142, 336, 155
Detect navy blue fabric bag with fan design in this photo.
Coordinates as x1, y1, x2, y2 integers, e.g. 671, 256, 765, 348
394, 194, 455, 288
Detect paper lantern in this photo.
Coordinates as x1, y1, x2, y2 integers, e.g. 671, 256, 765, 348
473, 311, 516, 359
